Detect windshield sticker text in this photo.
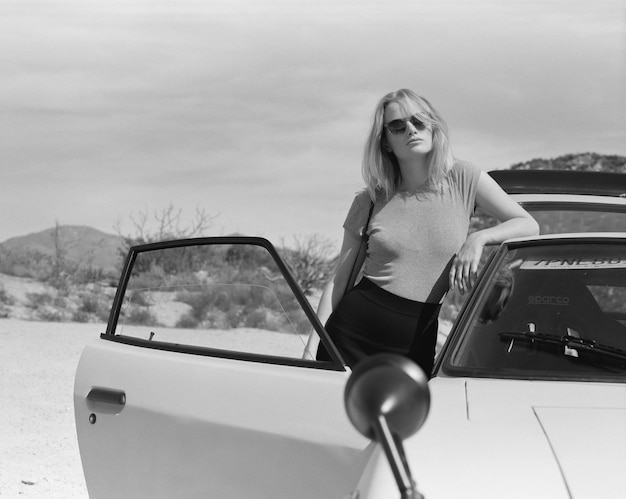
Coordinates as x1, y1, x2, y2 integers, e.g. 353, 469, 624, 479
520, 257, 626, 270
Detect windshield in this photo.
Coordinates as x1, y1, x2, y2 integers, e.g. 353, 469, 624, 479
442, 242, 626, 381
523, 202, 626, 233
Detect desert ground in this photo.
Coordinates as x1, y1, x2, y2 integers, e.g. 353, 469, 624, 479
1, 319, 95, 498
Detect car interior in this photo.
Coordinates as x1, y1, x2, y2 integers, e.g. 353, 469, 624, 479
449, 265, 626, 377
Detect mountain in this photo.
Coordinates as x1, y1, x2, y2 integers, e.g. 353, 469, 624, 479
510, 152, 625, 173
0, 225, 124, 275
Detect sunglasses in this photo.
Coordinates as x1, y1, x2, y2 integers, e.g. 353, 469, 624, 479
384, 115, 429, 135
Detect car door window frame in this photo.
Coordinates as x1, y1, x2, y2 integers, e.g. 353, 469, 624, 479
101, 236, 347, 371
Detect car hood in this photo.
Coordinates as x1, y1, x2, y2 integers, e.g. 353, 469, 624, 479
405, 378, 626, 499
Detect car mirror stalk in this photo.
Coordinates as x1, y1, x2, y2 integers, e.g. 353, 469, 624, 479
344, 354, 430, 499
375, 415, 423, 499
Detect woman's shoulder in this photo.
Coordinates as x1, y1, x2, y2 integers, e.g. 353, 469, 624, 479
449, 159, 480, 176
447, 159, 481, 185
353, 188, 371, 202
350, 188, 378, 208
344, 188, 375, 236
444, 160, 481, 206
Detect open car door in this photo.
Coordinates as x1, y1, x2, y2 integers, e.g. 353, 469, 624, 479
74, 237, 370, 499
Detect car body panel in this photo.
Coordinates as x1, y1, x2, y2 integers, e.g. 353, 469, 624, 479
75, 338, 370, 499
354, 377, 626, 499
533, 406, 626, 499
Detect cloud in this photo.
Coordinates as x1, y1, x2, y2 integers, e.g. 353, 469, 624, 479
1, 0, 624, 247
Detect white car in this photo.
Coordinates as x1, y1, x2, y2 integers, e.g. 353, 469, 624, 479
74, 171, 626, 498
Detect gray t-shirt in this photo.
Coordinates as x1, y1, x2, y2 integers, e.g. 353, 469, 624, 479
344, 161, 480, 303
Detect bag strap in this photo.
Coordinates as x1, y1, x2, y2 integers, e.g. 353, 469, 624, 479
343, 201, 375, 295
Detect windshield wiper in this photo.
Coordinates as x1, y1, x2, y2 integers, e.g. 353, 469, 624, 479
499, 331, 626, 366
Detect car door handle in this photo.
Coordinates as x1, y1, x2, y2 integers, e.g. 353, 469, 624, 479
87, 388, 126, 406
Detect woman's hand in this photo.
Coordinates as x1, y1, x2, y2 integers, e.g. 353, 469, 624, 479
449, 232, 485, 294
449, 171, 539, 294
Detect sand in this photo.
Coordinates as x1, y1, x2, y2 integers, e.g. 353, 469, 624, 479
0, 319, 96, 498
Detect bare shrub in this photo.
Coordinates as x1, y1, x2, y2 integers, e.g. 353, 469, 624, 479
126, 307, 159, 327
280, 234, 337, 296
115, 204, 217, 249
0, 284, 13, 305
26, 291, 55, 309
72, 291, 111, 323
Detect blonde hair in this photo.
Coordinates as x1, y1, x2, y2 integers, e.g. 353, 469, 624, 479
362, 89, 454, 201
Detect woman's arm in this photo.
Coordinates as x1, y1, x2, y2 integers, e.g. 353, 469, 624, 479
449, 171, 539, 294
303, 229, 362, 358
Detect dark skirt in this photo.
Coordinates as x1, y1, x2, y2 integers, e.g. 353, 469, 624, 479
317, 278, 441, 376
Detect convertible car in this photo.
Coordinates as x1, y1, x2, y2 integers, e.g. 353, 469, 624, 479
74, 171, 626, 498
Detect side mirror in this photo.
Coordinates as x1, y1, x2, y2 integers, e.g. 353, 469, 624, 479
344, 354, 430, 499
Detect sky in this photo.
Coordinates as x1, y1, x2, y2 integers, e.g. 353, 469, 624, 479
1, 0, 624, 251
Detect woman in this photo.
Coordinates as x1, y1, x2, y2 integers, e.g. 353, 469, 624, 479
313, 89, 539, 374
